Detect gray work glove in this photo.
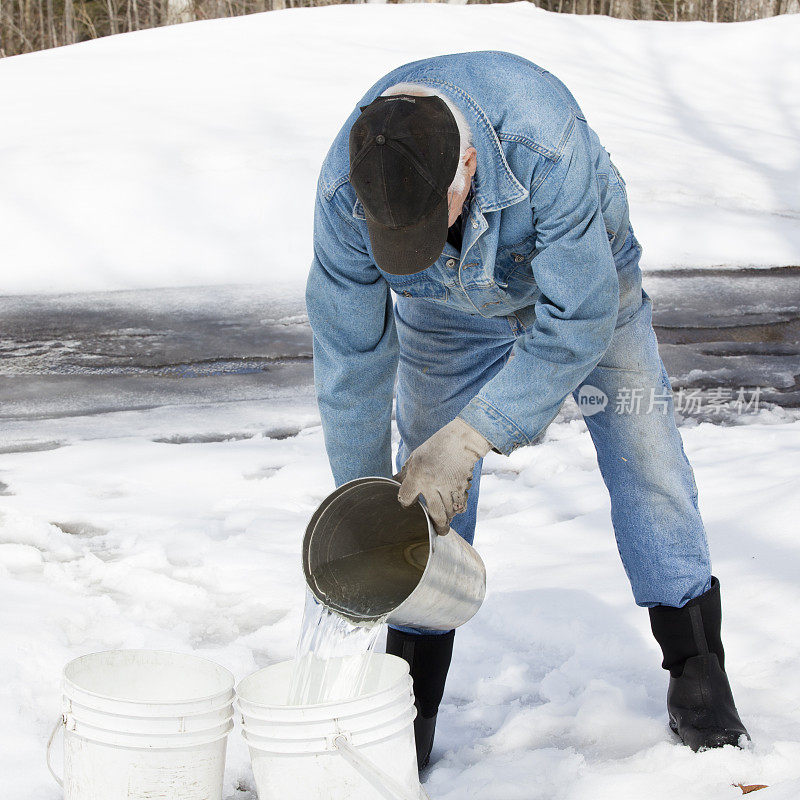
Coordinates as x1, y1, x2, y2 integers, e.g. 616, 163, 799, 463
394, 417, 493, 535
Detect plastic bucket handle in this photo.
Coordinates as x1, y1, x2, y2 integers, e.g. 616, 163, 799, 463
47, 715, 65, 788
331, 734, 427, 800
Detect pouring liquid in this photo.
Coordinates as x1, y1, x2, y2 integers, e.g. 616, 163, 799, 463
288, 542, 427, 705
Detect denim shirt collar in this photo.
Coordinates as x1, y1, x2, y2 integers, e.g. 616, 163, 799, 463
352, 77, 529, 221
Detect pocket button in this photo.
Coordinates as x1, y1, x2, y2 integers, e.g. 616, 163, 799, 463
446, 258, 457, 268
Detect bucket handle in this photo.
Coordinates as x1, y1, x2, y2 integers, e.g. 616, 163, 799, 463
46, 714, 66, 788
332, 734, 428, 800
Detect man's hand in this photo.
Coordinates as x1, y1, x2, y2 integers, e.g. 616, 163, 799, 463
394, 417, 493, 535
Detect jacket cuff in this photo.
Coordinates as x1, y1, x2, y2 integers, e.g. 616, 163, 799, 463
458, 397, 530, 456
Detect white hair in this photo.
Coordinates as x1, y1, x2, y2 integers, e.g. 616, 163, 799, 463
381, 82, 474, 196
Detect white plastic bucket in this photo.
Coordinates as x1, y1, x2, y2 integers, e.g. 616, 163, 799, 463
47, 649, 235, 800
236, 654, 428, 800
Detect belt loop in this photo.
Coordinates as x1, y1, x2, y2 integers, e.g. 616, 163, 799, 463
507, 313, 526, 337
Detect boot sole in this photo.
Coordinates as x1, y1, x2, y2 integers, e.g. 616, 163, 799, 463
669, 713, 747, 751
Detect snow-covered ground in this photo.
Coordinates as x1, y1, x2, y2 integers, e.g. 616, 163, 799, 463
0, 4, 798, 296
1, 397, 799, 799
1, 4, 799, 798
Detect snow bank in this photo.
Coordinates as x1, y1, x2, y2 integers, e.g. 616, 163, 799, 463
1, 400, 799, 798
0, 5, 798, 296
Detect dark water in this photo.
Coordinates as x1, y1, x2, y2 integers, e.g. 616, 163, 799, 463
0, 285, 312, 420
645, 267, 800, 411
0, 269, 797, 422
311, 541, 429, 618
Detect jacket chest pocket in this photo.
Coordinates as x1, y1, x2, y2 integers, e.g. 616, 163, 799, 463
496, 235, 538, 289
384, 273, 449, 303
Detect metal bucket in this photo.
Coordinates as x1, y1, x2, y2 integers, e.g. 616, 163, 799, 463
302, 477, 486, 630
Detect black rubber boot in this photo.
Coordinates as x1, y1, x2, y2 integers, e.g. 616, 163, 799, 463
649, 577, 750, 751
386, 627, 455, 770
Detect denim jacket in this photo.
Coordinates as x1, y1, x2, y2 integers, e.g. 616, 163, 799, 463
306, 51, 634, 487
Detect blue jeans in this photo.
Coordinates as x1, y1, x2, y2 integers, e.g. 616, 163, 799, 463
391, 250, 712, 635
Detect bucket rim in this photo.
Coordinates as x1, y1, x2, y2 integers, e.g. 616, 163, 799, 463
65, 715, 234, 749
235, 654, 411, 712
302, 476, 435, 623
239, 705, 415, 753
239, 698, 416, 736
235, 681, 412, 723
63, 649, 235, 707
67, 698, 235, 727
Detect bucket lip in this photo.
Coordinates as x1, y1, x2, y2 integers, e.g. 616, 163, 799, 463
239, 705, 416, 753
63, 649, 235, 707
67, 694, 235, 720
302, 476, 434, 622
235, 681, 413, 720
235, 654, 411, 712
67, 712, 235, 735
235, 677, 411, 718
239, 697, 416, 732
67, 696, 235, 722
65, 717, 234, 749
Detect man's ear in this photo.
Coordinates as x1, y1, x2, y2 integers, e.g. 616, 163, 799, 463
464, 147, 478, 177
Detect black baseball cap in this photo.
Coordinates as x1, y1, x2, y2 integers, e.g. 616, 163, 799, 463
349, 94, 460, 276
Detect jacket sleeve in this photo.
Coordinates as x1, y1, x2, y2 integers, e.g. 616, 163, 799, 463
305, 182, 399, 486
458, 115, 619, 455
